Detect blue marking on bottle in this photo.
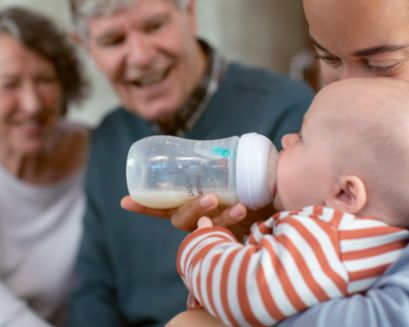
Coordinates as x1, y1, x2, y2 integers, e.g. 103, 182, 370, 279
211, 147, 231, 157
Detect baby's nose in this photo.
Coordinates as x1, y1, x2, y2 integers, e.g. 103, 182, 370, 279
281, 133, 297, 149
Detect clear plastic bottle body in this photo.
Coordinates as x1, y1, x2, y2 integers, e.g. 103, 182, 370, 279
127, 135, 240, 209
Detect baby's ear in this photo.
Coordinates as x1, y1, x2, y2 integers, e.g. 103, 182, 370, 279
325, 176, 367, 214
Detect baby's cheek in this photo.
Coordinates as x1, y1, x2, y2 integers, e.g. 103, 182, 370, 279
273, 193, 285, 211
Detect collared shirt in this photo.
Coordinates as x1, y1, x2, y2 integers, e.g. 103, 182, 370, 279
152, 40, 227, 136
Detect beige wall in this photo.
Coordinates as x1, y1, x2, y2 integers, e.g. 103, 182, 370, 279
0, 0, 306, 126
198, 0, 306, 72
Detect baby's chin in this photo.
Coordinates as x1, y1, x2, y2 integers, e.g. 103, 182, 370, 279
272, 196, 285, 212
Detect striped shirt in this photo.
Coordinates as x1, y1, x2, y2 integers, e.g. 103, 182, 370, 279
177, 206, 409, 327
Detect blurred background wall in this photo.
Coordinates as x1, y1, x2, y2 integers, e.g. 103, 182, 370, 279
0, 0, 309, 126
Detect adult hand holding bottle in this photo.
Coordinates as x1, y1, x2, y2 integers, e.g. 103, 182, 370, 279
121, 192, 276, 238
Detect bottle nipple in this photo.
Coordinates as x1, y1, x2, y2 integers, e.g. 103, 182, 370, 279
235, 133, 278, 210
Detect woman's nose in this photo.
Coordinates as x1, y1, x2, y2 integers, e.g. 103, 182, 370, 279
20, 84, 41, 114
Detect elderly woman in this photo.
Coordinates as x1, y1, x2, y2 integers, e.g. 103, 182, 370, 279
0, 7, 88, 327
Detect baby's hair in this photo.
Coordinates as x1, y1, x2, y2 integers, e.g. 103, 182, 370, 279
324, 78, 409, 227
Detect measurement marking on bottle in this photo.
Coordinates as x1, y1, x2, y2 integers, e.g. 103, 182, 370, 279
211, 147, 231, 157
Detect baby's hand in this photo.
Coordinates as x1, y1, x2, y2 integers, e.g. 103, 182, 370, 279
196, 216, 214, 230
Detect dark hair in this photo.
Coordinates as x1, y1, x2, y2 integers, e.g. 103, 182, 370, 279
0, 6, 89, 113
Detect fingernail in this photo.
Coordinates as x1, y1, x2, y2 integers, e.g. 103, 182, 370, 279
229, 204, 245, 219
200, 194, 216, 208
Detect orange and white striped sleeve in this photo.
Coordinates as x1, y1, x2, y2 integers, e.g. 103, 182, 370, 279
336, 212, 409, 294
177, 206, 409, 326
176, 207, 350, 327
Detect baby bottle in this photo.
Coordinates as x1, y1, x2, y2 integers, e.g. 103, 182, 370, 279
126, 133, 278, 210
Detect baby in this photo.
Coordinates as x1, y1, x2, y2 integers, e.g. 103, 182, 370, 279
176, 77, 409, 326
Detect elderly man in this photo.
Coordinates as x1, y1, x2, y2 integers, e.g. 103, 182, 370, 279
67, 0, 313, 325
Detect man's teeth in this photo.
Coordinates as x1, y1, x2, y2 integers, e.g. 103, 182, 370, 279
132, 70, 167, 87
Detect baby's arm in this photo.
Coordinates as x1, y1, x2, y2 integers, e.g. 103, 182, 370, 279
177, 210, 349, 327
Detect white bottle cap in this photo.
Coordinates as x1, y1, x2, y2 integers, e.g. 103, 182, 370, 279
236, 133, 276, 210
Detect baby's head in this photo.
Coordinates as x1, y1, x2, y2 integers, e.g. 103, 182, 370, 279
274, 77, 409, 227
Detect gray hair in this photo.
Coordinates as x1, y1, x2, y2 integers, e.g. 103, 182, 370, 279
69, 0, 189, 39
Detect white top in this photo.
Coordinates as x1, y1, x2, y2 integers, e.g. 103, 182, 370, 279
0, 164, 85, 327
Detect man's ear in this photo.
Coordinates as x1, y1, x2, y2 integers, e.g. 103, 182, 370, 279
325, 175, 367, 214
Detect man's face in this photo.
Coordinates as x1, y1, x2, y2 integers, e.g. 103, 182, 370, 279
303, 0, 409, 84
86, 0, 203, 121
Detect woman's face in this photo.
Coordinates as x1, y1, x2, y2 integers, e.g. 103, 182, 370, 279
303, 0, 409, 84
0, 34, 63, 156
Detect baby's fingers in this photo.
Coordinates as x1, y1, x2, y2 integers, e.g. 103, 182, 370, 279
197, 216, 214, 229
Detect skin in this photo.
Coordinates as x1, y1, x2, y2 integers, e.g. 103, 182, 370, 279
165, 308, 225, 327
274, 111, 335, 212
84, 0, 206, 128
303, 0, 409, 83
0, 33, 88, 183
0, 34, 62, 156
